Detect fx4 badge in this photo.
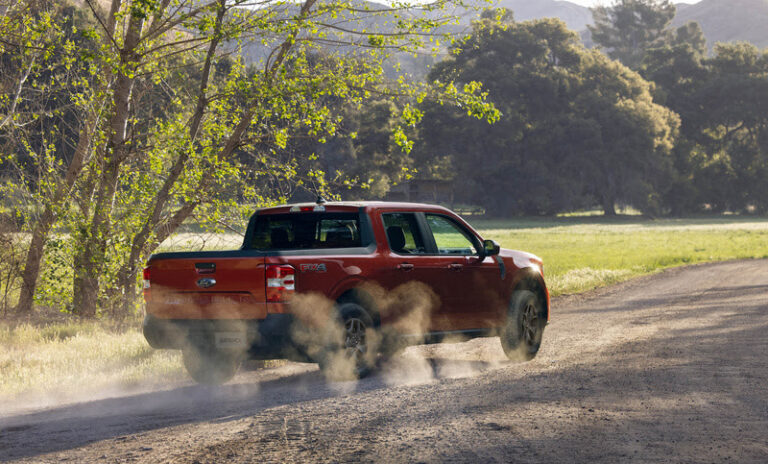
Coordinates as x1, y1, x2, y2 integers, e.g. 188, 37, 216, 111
300, 263, 327, 273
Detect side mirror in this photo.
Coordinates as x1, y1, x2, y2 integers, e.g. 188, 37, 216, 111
482, 239, 500, 257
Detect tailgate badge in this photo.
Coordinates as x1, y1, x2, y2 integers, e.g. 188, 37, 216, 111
196, 278, 217, 288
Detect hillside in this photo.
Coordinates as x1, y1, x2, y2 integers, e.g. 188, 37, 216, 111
493, 0, 593, 31
672, 0, 768, 49
65, 0, 768, 78
487, 0, 768, 51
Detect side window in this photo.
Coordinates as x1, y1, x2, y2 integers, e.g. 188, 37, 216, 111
425, 214, 478, 255
382, 213, 427, 254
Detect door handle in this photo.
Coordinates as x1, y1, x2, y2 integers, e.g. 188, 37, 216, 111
397, 263, 415, 271
448, 263, 463, 271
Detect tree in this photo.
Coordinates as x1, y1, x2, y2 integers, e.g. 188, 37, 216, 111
417, 11, 679, 216
640, 24, 708, 214
589, 0, 676, 69
575, 51, 679, 215
1, 0, 497, 317
642, 32, 768, 214
693, 43, 768, 212
1, 0, 102, 315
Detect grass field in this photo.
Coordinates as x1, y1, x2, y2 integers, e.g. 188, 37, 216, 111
471, 216, 768, 296
2, 215, 768, 406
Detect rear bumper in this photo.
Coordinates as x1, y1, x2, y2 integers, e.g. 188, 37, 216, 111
143, 313, 307, 360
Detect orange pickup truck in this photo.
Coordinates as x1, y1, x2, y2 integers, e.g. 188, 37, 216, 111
143, 201, 549, 383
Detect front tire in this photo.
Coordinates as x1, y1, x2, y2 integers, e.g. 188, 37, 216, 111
182, 346, 241, 385
500, 290, 545, 361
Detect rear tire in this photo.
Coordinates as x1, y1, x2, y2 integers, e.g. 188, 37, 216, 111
182, 346, 241, 385
500, 290, 545, 361
318, 303, 376, 381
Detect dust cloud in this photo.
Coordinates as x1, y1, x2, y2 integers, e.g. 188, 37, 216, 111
287, 281, 506, 386
4, 282, 507, 417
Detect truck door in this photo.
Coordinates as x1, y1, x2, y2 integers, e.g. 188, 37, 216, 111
377, 212, 459, 332
422, 213, 503, 329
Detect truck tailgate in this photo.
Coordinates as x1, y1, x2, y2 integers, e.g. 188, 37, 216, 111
147, 256, 267, 319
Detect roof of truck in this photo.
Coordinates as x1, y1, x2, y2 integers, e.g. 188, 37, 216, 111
256, 201, 453, 213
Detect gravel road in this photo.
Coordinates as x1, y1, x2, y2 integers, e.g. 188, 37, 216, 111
1, 260, 767, 463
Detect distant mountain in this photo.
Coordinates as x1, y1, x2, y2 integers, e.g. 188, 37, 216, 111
493, 0, 592, 31
506, 0, 768, 52
234, 0, 768, 78
672, 0, 768, 49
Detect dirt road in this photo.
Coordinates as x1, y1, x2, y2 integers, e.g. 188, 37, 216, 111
2, 260, 767, 463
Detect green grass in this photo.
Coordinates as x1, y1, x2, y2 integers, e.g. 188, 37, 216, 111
471, 216, 768, 296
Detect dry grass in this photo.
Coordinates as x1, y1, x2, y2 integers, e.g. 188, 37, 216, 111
0, 319, 185, 409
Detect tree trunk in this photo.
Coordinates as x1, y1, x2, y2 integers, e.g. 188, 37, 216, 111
602, 197, 617, 216
72, 156, 122, 317
111, 2, 227, 319
14, 208, 53, 313
13, 0, 124, 316
72, 13, 143, 317
72, 251, 100, 318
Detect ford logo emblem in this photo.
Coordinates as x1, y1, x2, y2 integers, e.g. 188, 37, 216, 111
196, 278, 216, 289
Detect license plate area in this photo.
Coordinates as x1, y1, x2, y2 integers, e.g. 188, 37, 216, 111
215, 332, 248, 350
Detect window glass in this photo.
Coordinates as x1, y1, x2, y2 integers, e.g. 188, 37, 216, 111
382, 213, 427, 254
425, 214, 478, 255
250, 213, 361, 250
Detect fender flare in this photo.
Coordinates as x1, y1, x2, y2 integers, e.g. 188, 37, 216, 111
330, 277, 381, 327
509, 267, 550, 322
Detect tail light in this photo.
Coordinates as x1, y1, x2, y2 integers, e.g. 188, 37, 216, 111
143, 267, 151, 302
266, 264, 295, 302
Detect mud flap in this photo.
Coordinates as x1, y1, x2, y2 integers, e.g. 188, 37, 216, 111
495, 255, 506, 280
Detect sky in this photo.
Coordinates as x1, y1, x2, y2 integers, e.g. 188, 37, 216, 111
567, 0, 700, 6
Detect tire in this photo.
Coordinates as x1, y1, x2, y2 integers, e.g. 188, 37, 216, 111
318, 302, 376, 381
500, 290, 545, 361
182, 346, 242, 385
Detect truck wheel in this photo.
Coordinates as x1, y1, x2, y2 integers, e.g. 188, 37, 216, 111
500, 290, 545, 361
182, 346, 241, 385
319, 303, 375, 381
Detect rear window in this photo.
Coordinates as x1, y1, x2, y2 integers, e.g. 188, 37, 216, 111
249, 213, 363, 250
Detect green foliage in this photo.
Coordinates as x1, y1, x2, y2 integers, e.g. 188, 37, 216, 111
417, 13, 679, 216
642, 37, 768, 214
589, 0, 676, 69
0, 0, 497, 317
